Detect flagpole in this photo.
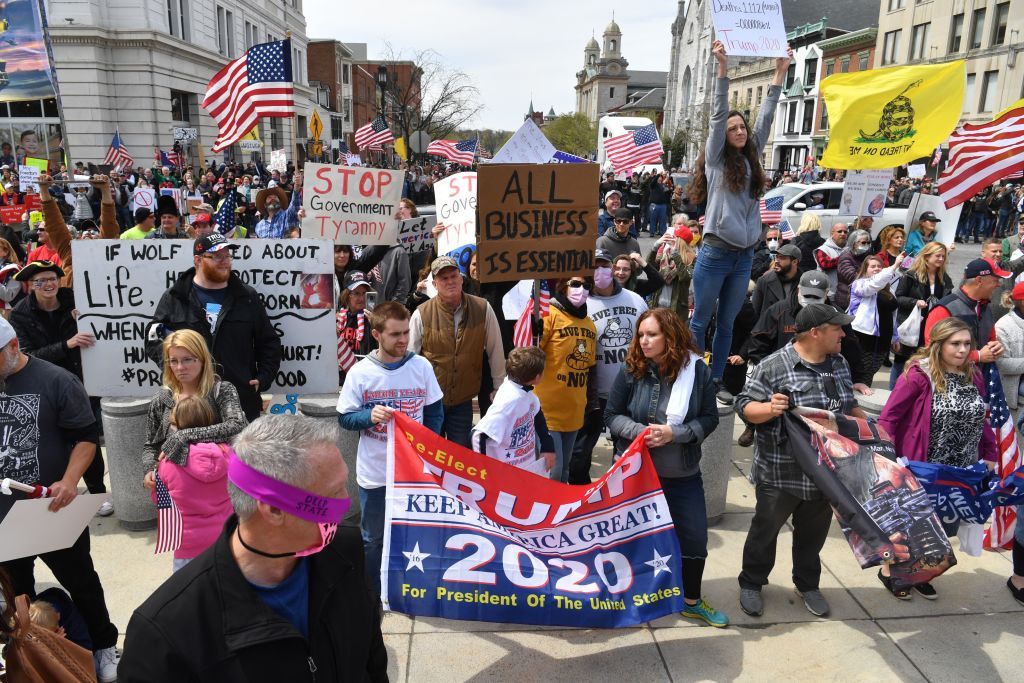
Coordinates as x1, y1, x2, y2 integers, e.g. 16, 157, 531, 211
37, 0, 73, 168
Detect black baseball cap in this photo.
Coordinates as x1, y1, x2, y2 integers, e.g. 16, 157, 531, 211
344, 270, 372, 291
594, 248, 613, 263
193, 233, 238, 256
795, 304, 854, 333
964, 258, 1011, 279
919, 211, 941, 222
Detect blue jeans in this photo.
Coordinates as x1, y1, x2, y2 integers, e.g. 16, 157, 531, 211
359, 485, 386, 597
441, 400, 473, 449
998, 209, 1013, 236
660, 473, 709, 559
689, 244, 755, 379
649, 203, 668, 236
549, 430, 578, 482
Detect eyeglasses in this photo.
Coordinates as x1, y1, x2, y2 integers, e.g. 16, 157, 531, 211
167, 357, 198, 367
202, 252, 233, 262
613, 219, 631, 224
31, 277, 58, 287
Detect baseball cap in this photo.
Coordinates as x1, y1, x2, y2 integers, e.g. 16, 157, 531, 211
1018, 214, 1024, 223
344, 270, 372, 291
192, 213, 212, 225
605, 189, 622, 199
430, 255, 460, 275
594, 248, 613, 263
777, 244, 802, 260
799, 271, 829, 302
0, 316, 15, 347
193, 233, 237, 256
795, 304, 854, 333
919, 211, 941, 222
613, 207, 633, 221
964, 258, 1011, 279
1012, 281, 1024, 301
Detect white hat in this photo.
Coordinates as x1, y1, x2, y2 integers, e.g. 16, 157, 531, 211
0, 316, 16, 347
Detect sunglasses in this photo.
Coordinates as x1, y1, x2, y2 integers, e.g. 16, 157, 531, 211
566, 280, 591, 290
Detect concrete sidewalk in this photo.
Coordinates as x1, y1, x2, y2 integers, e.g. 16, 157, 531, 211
34, 410, 1024, 683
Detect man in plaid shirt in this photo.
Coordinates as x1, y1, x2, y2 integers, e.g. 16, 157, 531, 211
734, 304, 868, 619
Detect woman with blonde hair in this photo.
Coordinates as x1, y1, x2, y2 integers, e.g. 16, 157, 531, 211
648, 221, 698, 321
792, 211, 824, 272
142, 329, 247, 489
891, 242, 952, 387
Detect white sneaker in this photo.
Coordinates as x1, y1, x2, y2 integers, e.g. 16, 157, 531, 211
93, 646, 119, 683
96, 500, 114, 517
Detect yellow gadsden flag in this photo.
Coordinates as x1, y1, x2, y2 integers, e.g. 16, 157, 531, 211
394, 136, 408, 161
820, 61, 965, 170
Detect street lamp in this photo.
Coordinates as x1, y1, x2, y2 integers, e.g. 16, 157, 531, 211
376, 65, 388, 115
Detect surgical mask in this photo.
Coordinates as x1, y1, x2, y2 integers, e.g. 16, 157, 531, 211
853, 243, 871, 256
566, 285, 588, 307
594, 266, 613, 289
798, 294, 825, 307
228, 452, 350, 558
766, 239, 779, 252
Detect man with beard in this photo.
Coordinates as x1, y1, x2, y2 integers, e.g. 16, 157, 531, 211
813, 223, 849, 297
0, 316, 121, 682
751, 243, 801, 322
254, 172, 301, 239
146, 234, 281, 420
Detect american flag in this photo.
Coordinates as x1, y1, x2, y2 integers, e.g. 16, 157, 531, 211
603, 124, 663, 174
426, 139, 477, 166
777, 219, 795, 240
759, 195, 784, 224
354, 115, 394, 150
932, 146, 942, 167
102, 130, 133, 170
477, 146, 492, 160
154, 470, 182, 554
337, 311, 365, 372
938, 101, 1024, 208
512, 281, 551, 347
204, 39, 295, 153
214, 186, 237, 235
984, 365, 1020, 549
158, 150, 183, 169
337, 141, 349, 154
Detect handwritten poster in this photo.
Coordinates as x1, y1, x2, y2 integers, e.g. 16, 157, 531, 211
71, 240, 337, 397
397, 215, 438, 254
434, 172, 477, 260
839, 169, 893, 218
710, 0, 788, 58
302, 163, 403, 245
491, 119, 557, 165
17, 164, 38, 193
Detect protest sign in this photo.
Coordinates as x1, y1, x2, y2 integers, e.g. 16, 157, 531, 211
302, 163, 403, 245
17, 164, 38, 193
907, 163, 927, 178
72, 239, 337, 397
0, 206, 23, 224
397, 215, 437, 254
491, 119, 557, 164
434, 172, 477, 272
269, 149, 287, 172
476, 163, 599, 283
551, 150, 589, 164
382, 413, 686, 627
345, 153, 363, 166
839, 169, 893, 217
24, 194, 39, 211
25, 157, 47, 173
905, 192, 963, 245
0, 494, 109, 562
710, 0, 788, 57
173, 127, 199, 142
131, 187, 156, 213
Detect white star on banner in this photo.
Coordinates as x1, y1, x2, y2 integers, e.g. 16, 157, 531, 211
403, 542, 431, 572
645, 548, 673, 576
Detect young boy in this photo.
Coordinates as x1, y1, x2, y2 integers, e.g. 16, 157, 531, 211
472, 346, 556, 475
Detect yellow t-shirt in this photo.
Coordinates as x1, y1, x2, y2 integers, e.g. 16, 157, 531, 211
533, 304, 597, 432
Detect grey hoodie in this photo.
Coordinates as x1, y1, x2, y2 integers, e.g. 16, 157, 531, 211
702, 77, 782, 249
596, 226, 640, 260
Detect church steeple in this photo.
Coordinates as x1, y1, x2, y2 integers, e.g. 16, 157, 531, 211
603, 13, 622, 58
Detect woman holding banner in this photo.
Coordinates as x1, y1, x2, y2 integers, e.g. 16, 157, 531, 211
686, 39, 790, 402
605, 308, 725, 626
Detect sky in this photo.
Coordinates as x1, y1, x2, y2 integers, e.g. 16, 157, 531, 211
304, 1, 678, 131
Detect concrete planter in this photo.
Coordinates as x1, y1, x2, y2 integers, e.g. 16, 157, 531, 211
101, 397, 156, 531
700, 405, 736, 526
856, 388, 891, 421
297, 394, 360, 521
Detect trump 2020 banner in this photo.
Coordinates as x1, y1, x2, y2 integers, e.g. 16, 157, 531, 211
382, 413, 685, 627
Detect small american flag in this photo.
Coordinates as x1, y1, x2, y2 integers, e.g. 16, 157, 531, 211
511, 281, 551, 348
759, 195, 784, 224
932, 146, 942, 167
214, 186, 237, 235
103, 130, 133, 170
204, 39, 295, 153
778, 219, 795, 240
426, 139, 477, 166
354, 115, 394, 150
984, 365, 1020, 549
603, 124, 663, 174
337, 141, 349, 154
337, 311, 365, 372
154, 470, 182, 554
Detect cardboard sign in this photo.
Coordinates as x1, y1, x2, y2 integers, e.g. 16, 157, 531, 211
71, 240, 337, 397
131, 187, 156, 213
0, 494, 110, 561
491, 119, 557, 165
434, 172, 477, 255
840, 169, 893, 217
397, 215, 438, 254
905, 192, 963, 245
24, 194, 39, 211
269, 149, 287, 173
710, 0, 788, 57
907, 163, 927, 178
476, 164, 600, 283
18, 164, 38, 193
302, 163, 403, 245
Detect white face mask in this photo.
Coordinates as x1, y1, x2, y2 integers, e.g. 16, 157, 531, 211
767, 239, 779, 252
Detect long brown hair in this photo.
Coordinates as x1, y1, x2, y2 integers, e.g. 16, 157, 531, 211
687, 111, 769, 203
625, 308, 699, 382
907, 317, 975, 393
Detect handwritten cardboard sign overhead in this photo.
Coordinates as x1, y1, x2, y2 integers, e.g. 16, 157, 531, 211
710, 0, 788, 57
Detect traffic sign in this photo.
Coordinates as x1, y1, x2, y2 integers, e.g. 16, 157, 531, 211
310, 110, 323, 141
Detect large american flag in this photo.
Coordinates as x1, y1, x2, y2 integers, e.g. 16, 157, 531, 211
354, 115, 394, 150
426, 139, 477, 166
214, 186, 237, 235
938, 101, 1024, 208
759, 195, 784, 224
204, 39, 295, 153
603, 124, 663, 174
103, 130, 133, 170
158, 149, 183, 169
154, 470, 182, 554
512, 281, 551, 348
984, 365, 1020, 549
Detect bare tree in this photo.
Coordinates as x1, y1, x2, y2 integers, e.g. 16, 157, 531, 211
379, 45, 483, 148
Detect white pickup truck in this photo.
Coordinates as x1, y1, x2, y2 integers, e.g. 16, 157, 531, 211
763, 182, 909, 234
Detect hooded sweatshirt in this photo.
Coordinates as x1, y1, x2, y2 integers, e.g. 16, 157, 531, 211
156, 442, 232, 560
596, 226, 640, 260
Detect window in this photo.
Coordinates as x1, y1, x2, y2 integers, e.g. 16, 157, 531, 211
270, 118, 282, 149
964, 73, 975, 113
804, 58, 818, 87
910, 22, 930, 61
342, 64, 349, 85
786, 102, 797, 134
969, 8, 986, 49
992, 3, 1009, 46
785, 63, 796, 89
166, 0, 189, 40
170, 90, 193, 122
746, 88, 752, 105
979, 70, 999, 112
756, 86, 763, 104
820, 103, 829, 131
331, 116, 344, 140
858, 53, 869, 70
292, 46, 304, 85
840, 57, 850, 72
949, 14, 964, 52
216, 7, 234, 57
882, 29, 902, 65
610, 39, 616, 52
609, 87, 615, 98
296, 115, 307, 140
825, 60, 835, 77
888, 0, 905, 9
802, 101, 814, 134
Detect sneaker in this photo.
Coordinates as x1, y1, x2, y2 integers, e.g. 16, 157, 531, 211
715, 381, 734, 406
739, 588, 763, 616
1007, 577, 1024, 606
96, 500, 114, 517
737, 425, 755, 447
795, 588, 830, 617
681, 598, 729, 628
913, 582, 937, 600
94, 646, 119, 683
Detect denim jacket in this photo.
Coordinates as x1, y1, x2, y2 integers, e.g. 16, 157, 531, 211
604, 359, 719, 477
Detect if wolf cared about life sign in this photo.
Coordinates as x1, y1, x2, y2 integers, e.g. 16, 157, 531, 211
71, 240, 337, 397
382, 413, 686, 627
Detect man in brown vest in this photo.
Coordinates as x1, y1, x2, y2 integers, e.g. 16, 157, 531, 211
409, 256, 505, 447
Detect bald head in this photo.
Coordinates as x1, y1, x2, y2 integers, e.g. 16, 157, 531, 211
831, 222, 849, 247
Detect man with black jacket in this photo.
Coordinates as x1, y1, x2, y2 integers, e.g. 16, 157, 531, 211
146, 234, 281, 420
751, 243, 801, 321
